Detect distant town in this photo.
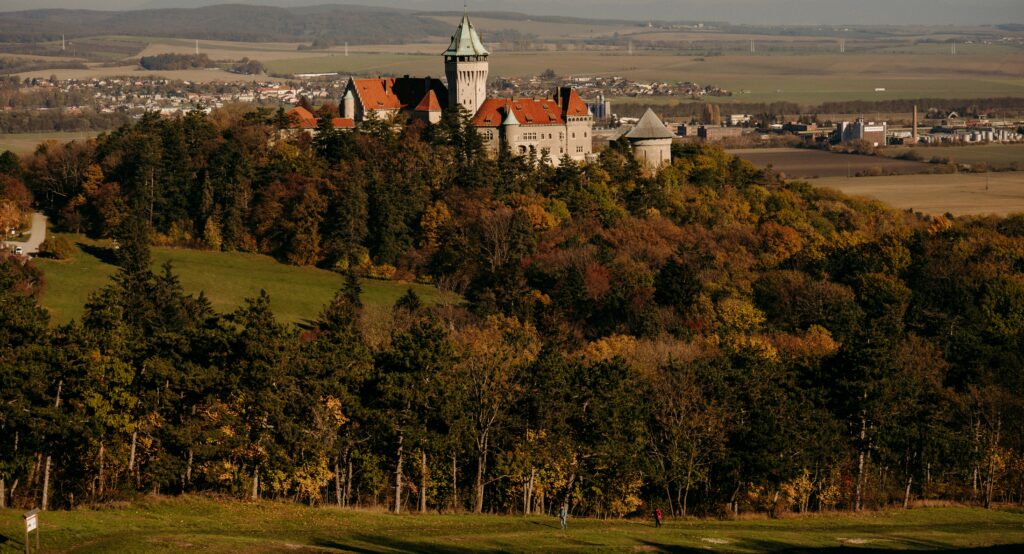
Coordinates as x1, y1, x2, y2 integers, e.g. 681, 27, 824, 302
4, 73, 1022, 152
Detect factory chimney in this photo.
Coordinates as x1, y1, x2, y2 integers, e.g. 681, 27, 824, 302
912, 105, 918, 143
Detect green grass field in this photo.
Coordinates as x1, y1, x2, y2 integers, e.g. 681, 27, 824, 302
35, 234, 454, 326
882, 143, 1024, 170
1, 496, 1023, 553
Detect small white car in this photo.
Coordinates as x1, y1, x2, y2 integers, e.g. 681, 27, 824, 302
14, 246, 23, 255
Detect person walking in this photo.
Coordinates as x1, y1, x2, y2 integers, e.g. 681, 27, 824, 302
654, 507, 663, 528
559, 503, 568, 529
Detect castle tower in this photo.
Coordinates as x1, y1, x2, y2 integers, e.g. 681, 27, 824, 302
444, 10, 489, 116
342, 89, 355, 120
625, 108, 674, 172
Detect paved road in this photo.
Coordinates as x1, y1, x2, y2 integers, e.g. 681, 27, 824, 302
3, 212, 47, 255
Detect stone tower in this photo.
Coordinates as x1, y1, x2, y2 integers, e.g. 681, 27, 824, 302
444, 10, 489, 116
625, 108, 674, 172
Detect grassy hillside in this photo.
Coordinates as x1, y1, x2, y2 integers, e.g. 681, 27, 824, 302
35, 234, 455, 325
0, 496, 1022, 553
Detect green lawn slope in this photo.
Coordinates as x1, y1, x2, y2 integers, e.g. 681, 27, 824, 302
1, 496, 1023, 553
35, 234, 456, 326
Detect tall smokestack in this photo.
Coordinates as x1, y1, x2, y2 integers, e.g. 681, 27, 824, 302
912, 105, 918, 143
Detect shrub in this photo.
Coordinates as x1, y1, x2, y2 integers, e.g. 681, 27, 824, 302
39, 235, 76, 260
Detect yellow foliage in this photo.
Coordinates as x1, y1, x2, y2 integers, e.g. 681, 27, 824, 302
420, 201, 453, 248
322, 395, 349, 427
364, 264, 397, 280
579, 334, 639, 364
716, 297, 766, 334
733, 335, 780, 362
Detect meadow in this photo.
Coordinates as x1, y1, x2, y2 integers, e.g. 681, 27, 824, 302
728, 148, 932, 178
35, 234, 454, 326
808, 171, 1024, 216
1, 496, 1023, 553
882, 143, 1024, 170
0, 131, 97, 154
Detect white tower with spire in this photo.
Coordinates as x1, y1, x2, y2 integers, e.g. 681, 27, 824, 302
443, 8, 489, 116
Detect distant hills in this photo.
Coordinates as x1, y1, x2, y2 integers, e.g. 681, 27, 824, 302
0, 4, 651, 46
0, 4, 455, 44
1, 0, 1022, 26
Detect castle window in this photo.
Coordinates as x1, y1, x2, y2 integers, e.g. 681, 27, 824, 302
572, 132, 576, 138
576, 146, 584, 153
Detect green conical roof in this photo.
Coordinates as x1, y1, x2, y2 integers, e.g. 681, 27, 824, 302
443, 12, 489, 57
502, 105, 520, 126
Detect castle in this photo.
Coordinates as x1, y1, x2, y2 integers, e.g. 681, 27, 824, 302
339, 11, 593, 166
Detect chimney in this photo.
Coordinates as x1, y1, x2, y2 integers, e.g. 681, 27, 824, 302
912, 105, 919, 143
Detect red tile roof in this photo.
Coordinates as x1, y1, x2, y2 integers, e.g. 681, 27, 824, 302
331, 117, 355, 129
415, 89, 442, 112
352, 78, 403, 110
556, 87, 589, 117
472, 87, 590, 127
287, 107, 353, 130
472, 98, 565, 127
288, 106, 317, 127
350, 77, 448, 113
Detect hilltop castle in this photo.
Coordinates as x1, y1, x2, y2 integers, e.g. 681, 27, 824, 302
339, 11, 593, 166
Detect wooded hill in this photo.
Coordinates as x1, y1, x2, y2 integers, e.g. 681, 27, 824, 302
1, 106, 1023, 518
0, 4, 452, 44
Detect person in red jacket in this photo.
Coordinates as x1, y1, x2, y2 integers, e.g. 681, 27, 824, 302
654, 507, 663, 528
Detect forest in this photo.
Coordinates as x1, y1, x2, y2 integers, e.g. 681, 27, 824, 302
1, 104, 1023, 518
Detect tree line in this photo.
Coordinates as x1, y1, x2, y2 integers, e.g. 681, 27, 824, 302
615, 97, 1024, 121
1, 105, 1023, 517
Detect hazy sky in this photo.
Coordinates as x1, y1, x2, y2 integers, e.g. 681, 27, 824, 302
1, 0, 1022, 25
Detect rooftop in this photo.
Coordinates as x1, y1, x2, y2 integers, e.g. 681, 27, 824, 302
444, 12, 489, 58
625, 108, 675, 140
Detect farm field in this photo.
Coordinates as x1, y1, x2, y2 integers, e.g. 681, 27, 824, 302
728, 148, 932, 178
9, 30, 1023, 105
13, 64, 278, 82
265, 48, 1024, 105
809, 171, 1024, 216
1, 496, 1023, 553
882, 143, 1024, 170
35, 234, 454, 326
0, 131, 97, 154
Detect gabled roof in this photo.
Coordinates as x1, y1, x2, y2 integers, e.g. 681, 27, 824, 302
415, 89, 442, 112
555, 87, 589, 117
472, 98, 565, 127
351, 78, 403, 110
443, 12, 489, 57
625, 108, 675, 139
349, 77, 448, 113
288, 106, 317, 126
286, 107, 353, 130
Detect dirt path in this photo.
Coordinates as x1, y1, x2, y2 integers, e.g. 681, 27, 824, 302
3, 211, 48, 254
